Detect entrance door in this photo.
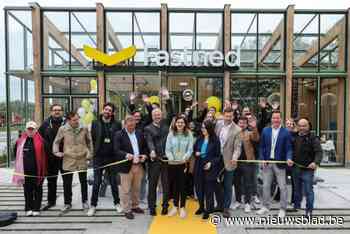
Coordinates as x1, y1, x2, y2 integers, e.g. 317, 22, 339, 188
167, 75, 223, 116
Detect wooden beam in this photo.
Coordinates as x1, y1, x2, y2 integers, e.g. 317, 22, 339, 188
161, 4, 168, 50
106, 19, 123, 51
258, 19, 284, 64
295, 17, 345, 67
223, 4, 231, 101
30, 2, 42, 124
285, 5, 294, 119
97, 3, 105, 111
44, 15, 89, 67
345, 8, 350, 166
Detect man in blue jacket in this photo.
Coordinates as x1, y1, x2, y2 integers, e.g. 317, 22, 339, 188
256, 110, 293, 218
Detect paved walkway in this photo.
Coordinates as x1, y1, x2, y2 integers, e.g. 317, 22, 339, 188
0, 167, 350, 234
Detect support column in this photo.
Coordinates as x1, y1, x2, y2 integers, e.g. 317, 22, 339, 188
285, 5, 295, 119
96, 3, 105, 111
30, 3, 42, 124
160, 4, 168, 111
224, 4, 231, 101
345, 8, 350, 166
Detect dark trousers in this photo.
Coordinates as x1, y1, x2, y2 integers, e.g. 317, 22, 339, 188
148, 161, 169, 209
168, 164, 187, 208
292, 167, 315, 212
62, 170, 88, 205
195, 175, 221, 213
233, 166, 243, 203
23, 178, 43, 212
46, 156, 63, 205
239, 164, 256, 204
90, 166, 120, 207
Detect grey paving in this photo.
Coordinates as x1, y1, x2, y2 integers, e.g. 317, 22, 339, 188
0, 167, 349, 234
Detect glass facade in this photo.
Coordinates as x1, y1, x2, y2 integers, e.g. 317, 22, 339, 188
3, 5, 349, 167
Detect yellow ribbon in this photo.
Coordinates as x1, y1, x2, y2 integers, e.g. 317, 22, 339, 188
10, 159, 130, 179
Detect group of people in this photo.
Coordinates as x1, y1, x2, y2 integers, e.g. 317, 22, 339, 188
13, 93, 322, 221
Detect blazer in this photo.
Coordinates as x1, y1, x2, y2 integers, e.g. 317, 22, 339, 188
193, 136, 224, 181
215, 120, 242, 171
113, 128, 149, 173
259, 126, 293, 168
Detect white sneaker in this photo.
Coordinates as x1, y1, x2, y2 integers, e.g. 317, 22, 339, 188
26, 210, 33, 217
115, 203, 123, 213
253, 196, 261, 204
139, 203, 148, 210
82, 202, 89, 210
231, 202, 242, 210
32, 211, 40, 217
278, 209, 286, 218
179, 208, 186, 219
244, 204, 251, 213
61, 204, 72, 213
167, 207, 178, 217
256, 206, 269, 215
87, 206, 96, 217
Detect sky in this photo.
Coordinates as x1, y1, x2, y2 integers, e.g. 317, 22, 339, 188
0, 0, 349, 102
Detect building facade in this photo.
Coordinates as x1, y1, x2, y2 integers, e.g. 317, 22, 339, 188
2, 3, 350, 167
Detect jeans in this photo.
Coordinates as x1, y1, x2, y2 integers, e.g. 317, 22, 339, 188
292, 167, 315, 212
262, 164, 288, 210
90, 166, 120, 207
239, 164, 256, 204
168, 164, 187, 208
223, 169, 235, 209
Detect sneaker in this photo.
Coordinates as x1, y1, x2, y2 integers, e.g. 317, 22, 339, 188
278, 209, 286, 218
253, 195, 261, 204
25, 210, 33, 217
42, 203, 55, 211
167, 207, 178, 217
195, 208, 204, 215
32, 211, 40, 217
61, 204, 72, 213
161, 207, 168, 215
82, 202, 89, 210
256, 206, 269, 215
222, 209, 231, 218
132, 207, 145, 214
231, 202, 242, 210
202, 212, 209, 219
139, 202, 148, 210
125, 212, 134, 220
244, 204, 251, 213
149, 208, 157, 216
179, 208, 186, 219
87, 206, 96, 217
115, 203, 123, 213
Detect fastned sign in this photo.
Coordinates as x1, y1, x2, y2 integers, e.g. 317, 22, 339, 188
84, 45, 240, 67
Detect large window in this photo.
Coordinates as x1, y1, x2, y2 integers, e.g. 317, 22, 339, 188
43, 11, 96, 71
169, 11, 223, 66
6, 10, 33, 71
320, 78, 345, 165
231, 12, 284, 71
293, 12, 346, 72
106, 11, 160, 66
230, 77, 282, 113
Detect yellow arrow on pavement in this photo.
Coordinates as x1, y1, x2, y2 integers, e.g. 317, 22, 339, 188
83, 45, 137, 66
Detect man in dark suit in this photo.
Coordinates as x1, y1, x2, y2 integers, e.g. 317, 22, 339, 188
113, 115, 149, 220
256, 110, 293, 218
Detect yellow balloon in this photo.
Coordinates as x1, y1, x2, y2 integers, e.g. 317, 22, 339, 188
83, 112, 94, 126
81, 99, 91, 111
206, 96, 222, 112
90, 80, 97, 92
148, 96, 160, 105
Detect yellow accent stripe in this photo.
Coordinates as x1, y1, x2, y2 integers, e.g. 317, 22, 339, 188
83, 45, 136, 66
148, 199, 217, 234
